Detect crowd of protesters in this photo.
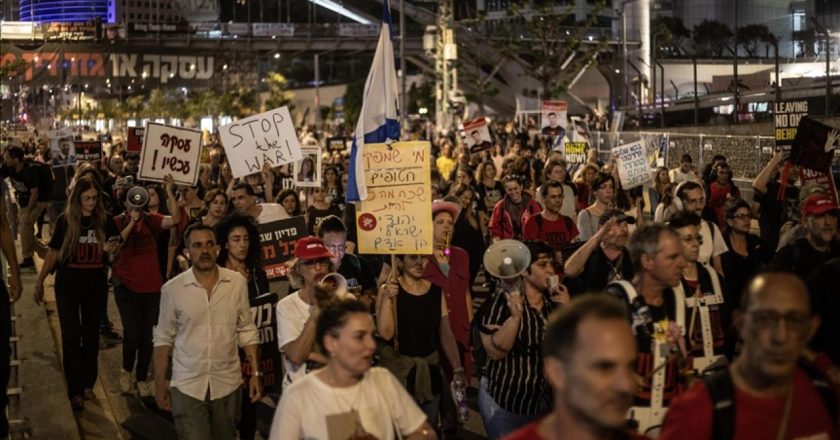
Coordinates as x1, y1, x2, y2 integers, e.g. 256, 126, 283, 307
0, 118, 839, 440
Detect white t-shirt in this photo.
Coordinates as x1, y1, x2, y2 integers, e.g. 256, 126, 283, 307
276, 290, 313, 387
269, 367, 427, 440
669, 167, 698, 184
698, 220, 728, 265
257, 202, 290, 224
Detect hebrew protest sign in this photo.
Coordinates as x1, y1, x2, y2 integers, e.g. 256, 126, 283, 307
218, 106, 302, 178
127, 127, 144, 152
774, 100, 808, 151
139, 122, 202, 186
614, 141, 652, 189
356, 141, 433, 254
242, 291, 281, 393
74, 141, 102, 162
258, 216, 307, 279
463, 117, 493, 154
327, 137, 347, 152
790, 117, 837, 173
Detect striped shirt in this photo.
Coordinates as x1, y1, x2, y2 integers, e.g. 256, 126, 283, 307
480, 290, 556, 415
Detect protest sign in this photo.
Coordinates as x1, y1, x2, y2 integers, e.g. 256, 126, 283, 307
356, 141, 433, 254
127, 127, 144, 152
258, 216, 307, 279
218, 106, 303, 178
640, 133, 670, 167
790, 117, 838, 173
614, 141, 653, 189
557, 141, 587, 164
74, 141, 102, 162
462, 117, 493, 154
541, 100, 568, 140
327, 137, 347, 152
49, 129, 76, 164
294, 146, 321, 188
242, 291, 281, 393
799, 167, 839, 204
139, 122, 202, 186
774, 100, 808, 151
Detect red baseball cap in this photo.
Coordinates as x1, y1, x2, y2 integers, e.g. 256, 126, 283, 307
802, 194, 840, 218
294, 236, 334, 261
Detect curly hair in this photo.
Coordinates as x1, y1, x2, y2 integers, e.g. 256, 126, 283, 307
215, 214, 262, 270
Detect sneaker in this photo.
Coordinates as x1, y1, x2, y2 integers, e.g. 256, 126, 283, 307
136, 380, 155, 398
19, 258, 34, 269
119, 370, 134, 394
70, 395, 84, 411
83, 388, 95, 400
100, 326, 122, 341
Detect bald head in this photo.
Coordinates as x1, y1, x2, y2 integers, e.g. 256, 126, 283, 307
742, 273, 810, 315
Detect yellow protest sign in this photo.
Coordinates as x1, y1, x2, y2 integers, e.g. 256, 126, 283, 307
356, 141, 432, 254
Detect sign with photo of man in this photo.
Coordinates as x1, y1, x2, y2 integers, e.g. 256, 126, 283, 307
541, 100, 568, 140
462, 117, 493, 154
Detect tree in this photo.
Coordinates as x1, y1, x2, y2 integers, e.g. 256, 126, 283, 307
692, 20, 734, 57
343, 79, 364, 128
407, 75, 436, 119
489, 0, 609, 99
737, 24, 776, 57
220, 87, 258, 118
263, 72, 294, 111
652, 16, 691, 57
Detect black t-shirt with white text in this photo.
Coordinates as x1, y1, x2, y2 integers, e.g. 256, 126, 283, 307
48, 213, 119, 289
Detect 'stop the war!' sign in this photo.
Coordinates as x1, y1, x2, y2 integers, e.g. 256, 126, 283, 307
139, 122, 202, 186
218, 106, 303, 179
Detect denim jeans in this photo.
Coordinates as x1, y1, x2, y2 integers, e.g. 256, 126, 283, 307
478, 377, 543, 440
171, 386, 241, 440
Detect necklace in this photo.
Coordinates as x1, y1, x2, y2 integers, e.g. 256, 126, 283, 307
606, 253, 623, 281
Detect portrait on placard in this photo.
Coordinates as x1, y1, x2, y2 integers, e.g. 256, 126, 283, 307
462, 117, 493, 154
294, 146, 321, 188
541, 100, 568, 140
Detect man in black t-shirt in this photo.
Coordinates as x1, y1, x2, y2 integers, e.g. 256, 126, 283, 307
316, 215, 377, 308
564, 209, 635, 295
1, 146, 50, 268
752, 150, 799, 261
768, 194, 840, 281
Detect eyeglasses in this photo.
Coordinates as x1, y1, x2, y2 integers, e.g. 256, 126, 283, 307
301, 258, 331, 267
325, 244, 346, 252
749, 310, 810, 333
681, 234, 703, 244
731, 213, 751, 220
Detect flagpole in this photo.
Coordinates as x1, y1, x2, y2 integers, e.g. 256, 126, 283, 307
400, 0, 407, 136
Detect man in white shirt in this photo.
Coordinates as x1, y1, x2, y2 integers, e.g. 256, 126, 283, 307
230, 182, 289, 224
669, 153, 699, 184
153, 223, 261, 440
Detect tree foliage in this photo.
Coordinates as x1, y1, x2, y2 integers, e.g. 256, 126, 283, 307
737, 24, 777, 57
652, 16, 691, 57
692, 20, 734, 57
489, 0, 609, 99
263, 72, 295, 111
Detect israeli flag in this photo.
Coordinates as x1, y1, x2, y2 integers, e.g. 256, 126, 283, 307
345, 1, 401, 203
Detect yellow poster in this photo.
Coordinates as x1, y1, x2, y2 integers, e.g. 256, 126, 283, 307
356, 141, 432, 254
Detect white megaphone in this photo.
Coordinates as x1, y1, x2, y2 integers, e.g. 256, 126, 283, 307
126, 186, 150, 210
483, 240, 531, 280
319, 272, 349, 298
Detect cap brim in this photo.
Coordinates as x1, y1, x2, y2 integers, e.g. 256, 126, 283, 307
808, 206, 840, 216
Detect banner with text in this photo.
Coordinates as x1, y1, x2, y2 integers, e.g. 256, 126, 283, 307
799, 167, 839, 204
558, 141, 587, 163
614, 141, 652, 189
258, 216, 307, 279
790, 117, 837, 173
219, 106, 303, 179
356, 142, 433, 254
241, 292, 281, 393
127, 127, 144, 152
74, 141, 102, 162
774, 100, 808, 151
139, 122, 202, 186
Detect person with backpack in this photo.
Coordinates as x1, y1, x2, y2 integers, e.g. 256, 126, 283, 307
1, 145, 53, 268
659, 273, 839, 440
675, 181, 728, 274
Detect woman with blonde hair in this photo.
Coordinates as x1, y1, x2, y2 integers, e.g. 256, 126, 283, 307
34, 176, 120, 411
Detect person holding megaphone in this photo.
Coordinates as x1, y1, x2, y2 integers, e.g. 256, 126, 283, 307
477, 239, 570, 439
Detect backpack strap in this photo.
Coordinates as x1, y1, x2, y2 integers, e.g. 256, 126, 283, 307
535, 213, 544, 237
702, 369, 736, 440
799, 362, 839, 426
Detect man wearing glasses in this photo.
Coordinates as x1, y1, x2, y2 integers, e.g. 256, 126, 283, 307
768, 194, 840, 281
675, 181, 727, 274
316, 215, 377, 307
275, 237, 339, 386
660, 273, 839, 439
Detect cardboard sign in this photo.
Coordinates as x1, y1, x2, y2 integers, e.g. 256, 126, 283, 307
327, 137, 347, 152
356, 141, 433, 254
614, 141, 653, 189
557, 141, 587, 163
541, 100, 568, 140
242, 292, 281, 393
218, 106, 303, 178
258, 216, 307, 279
774, 100, 808, 151
127, 127, 144, 152
790, 117, 838, 173
294, 146, 321, 188
139, 122, 202, 186
74, 141, 102, 162
462, 117, 493, 154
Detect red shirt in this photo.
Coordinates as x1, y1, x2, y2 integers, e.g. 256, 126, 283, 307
503, 419, 650, 440
114, 211, 165, 293
708, 182, 740, 228
522, 214, 579, 252
424, 246, 472, 380
659, 368, 839, 440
